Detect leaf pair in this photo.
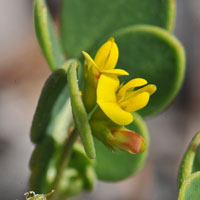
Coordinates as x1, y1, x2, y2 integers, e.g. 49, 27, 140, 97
30, 60, 96, 195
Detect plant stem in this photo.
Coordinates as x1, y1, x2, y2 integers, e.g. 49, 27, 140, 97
49, 128, 79, 200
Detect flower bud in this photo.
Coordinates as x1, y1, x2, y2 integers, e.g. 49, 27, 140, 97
90, 120, 145, 154
110, 127, 146, 154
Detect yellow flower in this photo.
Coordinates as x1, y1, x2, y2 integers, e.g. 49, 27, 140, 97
97, 74, 157, 125
82, 37, 128, 85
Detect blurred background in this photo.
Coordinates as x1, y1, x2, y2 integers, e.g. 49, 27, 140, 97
0, 0, 200, 199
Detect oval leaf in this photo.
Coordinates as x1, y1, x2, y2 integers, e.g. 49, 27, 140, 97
178, 132, 200, 188
30, 61, 76, 193
112, 25, 185, 117
57, 144, 97, 198
34, 0, 65, 71
29, 137, 55, 193
31, 60, 74, 143
94, 114, 149, 181
68, 143, 97, 190
30, 142, 96, 195
61, 0, 175, 58
67, 62, 96, 159
178, 172, 200, 200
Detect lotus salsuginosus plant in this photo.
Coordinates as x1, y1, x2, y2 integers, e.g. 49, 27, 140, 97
28, 0, 187, 199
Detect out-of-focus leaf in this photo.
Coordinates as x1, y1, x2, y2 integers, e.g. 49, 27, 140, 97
30, 60, 75, 193
58, 142, 98, 198
61, 0, 175, 58
31, 60, 75, 143
30, 60, 96, 195
68, 144, 96, 190
34, 0, 65, 71
29, 137, 55, 192
178, 172, 200, 200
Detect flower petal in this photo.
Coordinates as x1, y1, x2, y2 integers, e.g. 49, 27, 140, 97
101, 69, 129, 76
120, 92, 150, 113
134, 84, 157, 95
117, 78, 147, 101
82, 51, 99, 71
82, 51, 101, 82
97, 74, 119, 102
97, 74, 133, 125
97, 102, 134, 125
94, 37, 119, 70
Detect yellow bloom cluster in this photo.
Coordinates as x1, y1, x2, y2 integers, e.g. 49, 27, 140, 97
83, 37, 156, 126
82, 38, 156, 154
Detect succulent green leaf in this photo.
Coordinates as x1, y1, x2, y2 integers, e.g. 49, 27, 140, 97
30, 60, 76, 193
29, 137, 56, 193
111, 25, 185, 117
29, 142, 96, 196
57, 144, 96, 198
68, 144, 97, 190
178, 172, 200, 200
29, 60, 95, 196
178, 132, 200, 188
61, 0, 175, 58
58, 168, 84, 198
67, 62, 96, 159
94, 114, 149, 181
34, 0, 65, 71
31, 60, 75, 143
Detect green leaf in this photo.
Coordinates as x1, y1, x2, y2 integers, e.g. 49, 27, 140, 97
94, 114, 149, 181
29, 137, 56, 193
68, 143, 97, 190
112, 25, 185, 117
178, 172, 200, 200
29, 59, 96, 196
30, 142, 96, 196
34, 0, 65, 71
31, 60, 75, 143
178, 132, 200, 188
58, 168, 83, 197
30, 60, 76, 193
58, 144, 96, 198
61, 0, 175, 58
67, 62, 96, 159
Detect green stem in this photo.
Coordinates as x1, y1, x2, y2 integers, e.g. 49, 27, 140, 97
49, 128, 79, 200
